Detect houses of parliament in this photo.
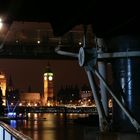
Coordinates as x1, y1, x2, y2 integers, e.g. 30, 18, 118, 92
0, 64, 55, 107
0, 62, 94, 108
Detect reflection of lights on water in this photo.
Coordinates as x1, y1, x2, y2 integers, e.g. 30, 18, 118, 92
28, 113, 31, 117
23, 120, 27, 127
28, 113, 39, 119
34, 113, 37, 118
10, 120, 17, 128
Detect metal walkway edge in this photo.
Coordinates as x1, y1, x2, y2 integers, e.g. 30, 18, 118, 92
0, 121, 32, 140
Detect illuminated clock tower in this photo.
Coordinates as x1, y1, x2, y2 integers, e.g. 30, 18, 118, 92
0, 72, 6, 106
43, 64, 54, 106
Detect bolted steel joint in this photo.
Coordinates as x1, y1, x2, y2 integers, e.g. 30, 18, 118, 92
78, 47, 97, 67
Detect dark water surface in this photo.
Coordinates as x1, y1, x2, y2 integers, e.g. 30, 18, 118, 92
9, 113, 99, 140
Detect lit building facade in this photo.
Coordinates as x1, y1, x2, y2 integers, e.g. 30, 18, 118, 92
0, 72, 6, 105
43, 64, 54, 106
19, 92, 41, 106
79, 85, 94, 106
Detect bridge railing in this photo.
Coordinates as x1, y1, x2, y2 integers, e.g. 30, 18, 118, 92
0, 121, 32, 140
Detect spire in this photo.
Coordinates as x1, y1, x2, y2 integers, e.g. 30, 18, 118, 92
8, 75, 13, 87
44, 62, 53, 73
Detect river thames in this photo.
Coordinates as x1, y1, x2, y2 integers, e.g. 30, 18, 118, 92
9, 113, 99, 140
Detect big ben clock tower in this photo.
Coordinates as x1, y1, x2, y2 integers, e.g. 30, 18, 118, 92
43, 64, 54, 106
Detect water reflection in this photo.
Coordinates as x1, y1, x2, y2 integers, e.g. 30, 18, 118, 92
10, 120, 17, 128
10, 113, 98, 140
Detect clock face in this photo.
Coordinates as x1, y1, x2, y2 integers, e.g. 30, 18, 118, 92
48, 76, 53, 81
44, 76, 47, 80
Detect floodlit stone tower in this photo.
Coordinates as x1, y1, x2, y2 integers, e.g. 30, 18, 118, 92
43, 64, 54, 106
0, 72, 6, 106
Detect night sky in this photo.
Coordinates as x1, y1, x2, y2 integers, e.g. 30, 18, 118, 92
0, 58, 89, 95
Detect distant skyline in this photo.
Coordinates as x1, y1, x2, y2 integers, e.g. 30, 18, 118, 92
0, 58, 89, 95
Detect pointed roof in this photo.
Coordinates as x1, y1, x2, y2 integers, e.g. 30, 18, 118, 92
44, 62, 53, 73
8, 75, 14, 87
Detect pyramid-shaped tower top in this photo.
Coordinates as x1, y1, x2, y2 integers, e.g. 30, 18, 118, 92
44, 62, 53, 74
8, 75, 13, 87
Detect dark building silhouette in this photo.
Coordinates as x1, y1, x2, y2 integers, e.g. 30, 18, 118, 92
6, 76, 19, 106
57, 85, 80, 104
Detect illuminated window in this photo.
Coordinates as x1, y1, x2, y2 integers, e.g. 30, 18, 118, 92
37, 40, 41, 44
44, 76, 47, 80
19, 103, 22, 106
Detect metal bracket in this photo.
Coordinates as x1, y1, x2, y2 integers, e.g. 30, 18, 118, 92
78, 47, 97, 67
55, 45, 140, 132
